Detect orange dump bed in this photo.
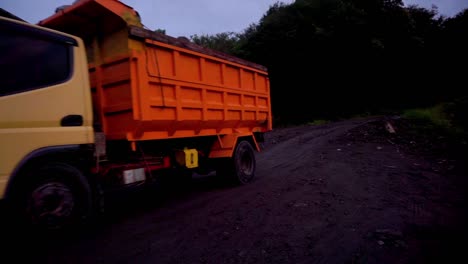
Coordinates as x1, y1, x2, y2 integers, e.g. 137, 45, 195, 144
40, 0, 272, 141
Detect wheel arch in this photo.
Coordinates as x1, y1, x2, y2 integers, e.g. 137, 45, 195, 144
208, 133, 260, 159
4, 144, 93, 200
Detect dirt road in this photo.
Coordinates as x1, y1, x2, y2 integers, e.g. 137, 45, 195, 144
5, 117, 468, 264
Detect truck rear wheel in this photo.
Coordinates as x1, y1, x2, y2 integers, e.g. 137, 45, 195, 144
15, 163, 92, 233
217, 140, 256, 185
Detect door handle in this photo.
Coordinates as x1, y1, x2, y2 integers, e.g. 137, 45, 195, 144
61, 115, 83, 127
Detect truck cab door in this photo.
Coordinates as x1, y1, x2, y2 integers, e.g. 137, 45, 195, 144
0, 17, 94, 198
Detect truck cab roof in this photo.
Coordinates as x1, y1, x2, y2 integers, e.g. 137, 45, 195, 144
0, 8, 26, 22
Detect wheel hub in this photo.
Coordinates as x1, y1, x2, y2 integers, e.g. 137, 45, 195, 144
28, 182, 74, 229
240, 152, 253, 173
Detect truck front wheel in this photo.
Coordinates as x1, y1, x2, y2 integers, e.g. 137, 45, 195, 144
15, 163, 92, 233
217, 140, 256, 185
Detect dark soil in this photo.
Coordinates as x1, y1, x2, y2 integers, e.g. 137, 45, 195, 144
3, 116, 467, 264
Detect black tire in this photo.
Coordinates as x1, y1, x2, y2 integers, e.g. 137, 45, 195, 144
217, 140, 256, 185
13, 163, 92, 234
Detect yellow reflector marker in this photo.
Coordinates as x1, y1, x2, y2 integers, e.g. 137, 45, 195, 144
175, 148, 198, 168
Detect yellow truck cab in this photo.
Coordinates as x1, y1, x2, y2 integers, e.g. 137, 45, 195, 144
0, 13, 96, 230
0, 0, 271, 232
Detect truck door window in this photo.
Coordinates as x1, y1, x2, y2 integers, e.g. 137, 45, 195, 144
0, 19, 74, 97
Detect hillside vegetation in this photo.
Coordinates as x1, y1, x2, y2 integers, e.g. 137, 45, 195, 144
190, 0, 468, 129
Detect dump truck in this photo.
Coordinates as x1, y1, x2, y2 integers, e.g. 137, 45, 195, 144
0, 0, 271, 231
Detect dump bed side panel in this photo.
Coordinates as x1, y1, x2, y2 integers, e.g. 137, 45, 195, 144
90, 31, 271, 141
119, 37, 271, 141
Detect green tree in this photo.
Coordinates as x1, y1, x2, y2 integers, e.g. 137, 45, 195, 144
234, 0, 450, 123
154, 29, 166, 35
190, 32, 242, 55
188, 0, 462, 124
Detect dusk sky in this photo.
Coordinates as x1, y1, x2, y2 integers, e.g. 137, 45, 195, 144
2, 0, 467, 38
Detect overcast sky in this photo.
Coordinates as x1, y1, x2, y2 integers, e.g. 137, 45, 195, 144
2, 0, 467, 38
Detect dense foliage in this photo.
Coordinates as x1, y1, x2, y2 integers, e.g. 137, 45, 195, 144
190, 0, 468, 125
